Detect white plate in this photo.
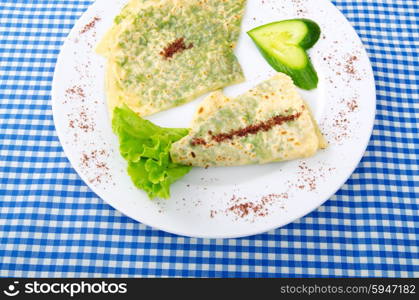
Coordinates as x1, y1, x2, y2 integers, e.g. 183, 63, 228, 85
52, 0, 376, 238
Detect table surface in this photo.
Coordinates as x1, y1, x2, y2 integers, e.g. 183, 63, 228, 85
0, 0, 418, 277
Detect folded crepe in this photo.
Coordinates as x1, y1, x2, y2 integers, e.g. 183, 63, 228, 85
112, 73, 327, 198
170, 73, 327, 167
97, 0, 246, 116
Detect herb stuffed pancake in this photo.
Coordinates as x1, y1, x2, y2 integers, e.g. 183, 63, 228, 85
170, 73, 327, 167
97, 0, 247, 116
112, 74, 327, 198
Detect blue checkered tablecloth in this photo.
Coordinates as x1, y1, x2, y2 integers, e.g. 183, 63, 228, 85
0, 0, 418, 278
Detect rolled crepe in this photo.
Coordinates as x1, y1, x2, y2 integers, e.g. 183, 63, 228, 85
171, 73, 327, 167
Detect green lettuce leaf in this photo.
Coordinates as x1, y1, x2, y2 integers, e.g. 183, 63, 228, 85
112, 105, 191, 199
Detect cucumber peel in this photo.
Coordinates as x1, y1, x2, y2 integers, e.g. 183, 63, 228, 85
248, 19, 321, 90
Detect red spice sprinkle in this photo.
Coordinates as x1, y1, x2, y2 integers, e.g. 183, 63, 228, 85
229, 203, 251, 217
191, 111, 302, 146
294, 162, 319, 191
219, 193, 287, 220
80, 149, 111, 185
80, 17, 101, 34
160, 37, 193, 59
347, 99, 359, 112
190, 138, 207, 147
66, 86, 85, 98
344, 55, 358, 75
210, 112, 302, 143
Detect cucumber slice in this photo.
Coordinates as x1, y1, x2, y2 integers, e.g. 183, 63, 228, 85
248, 19, 321, 90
